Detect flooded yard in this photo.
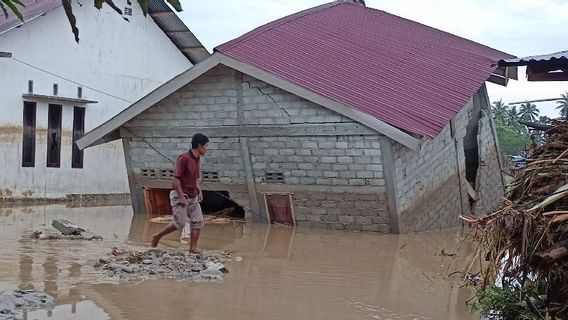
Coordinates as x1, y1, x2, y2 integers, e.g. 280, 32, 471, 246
0, 204, 479, 320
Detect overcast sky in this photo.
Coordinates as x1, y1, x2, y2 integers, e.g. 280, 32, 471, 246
179, 0, 567, 118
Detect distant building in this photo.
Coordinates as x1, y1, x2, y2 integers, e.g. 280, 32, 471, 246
499, 50, 568, 81
0, 0, 208, 200
79, 2, 516, 233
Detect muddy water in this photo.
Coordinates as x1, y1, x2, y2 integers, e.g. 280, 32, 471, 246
0, 204, 480, 320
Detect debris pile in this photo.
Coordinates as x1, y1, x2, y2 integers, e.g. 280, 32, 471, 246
149, 214, 237, 225
465, 120, 568, 319
31, 219, 103, 240
0, 290, 54, 320
94, 248, 233, 282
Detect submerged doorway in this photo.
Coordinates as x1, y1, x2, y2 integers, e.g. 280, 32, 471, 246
264, 193, 295, 226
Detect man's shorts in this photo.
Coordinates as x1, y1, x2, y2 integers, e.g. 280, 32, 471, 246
170, 190, 204, 230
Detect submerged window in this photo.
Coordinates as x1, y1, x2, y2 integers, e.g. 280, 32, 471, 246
22, 101, 36, 167
47, 104, 62, 168
72, 107, 85, 168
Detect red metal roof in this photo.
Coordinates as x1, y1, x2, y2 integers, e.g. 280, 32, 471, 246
215, 2, 515, 138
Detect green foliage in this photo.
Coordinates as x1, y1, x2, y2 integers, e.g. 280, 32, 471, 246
492, 100, 509, 124
473, 286, 544, 320
496, 123, 530, 156
0, 0, 24, 20
491, 100, 531, 156
519, 102, 540, 122
539, 115, 551, 124
556, 92, 568, 119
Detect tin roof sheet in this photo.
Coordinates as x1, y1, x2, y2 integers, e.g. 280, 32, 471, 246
216, 2, 514, 138
499, 50, 568, 66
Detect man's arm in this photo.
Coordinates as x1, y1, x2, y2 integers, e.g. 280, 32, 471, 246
173, 177, 188, 206
172, 156, 188, 206
197, 178, 203, 202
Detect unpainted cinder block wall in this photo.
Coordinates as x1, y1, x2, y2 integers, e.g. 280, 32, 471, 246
392, 84, 503, 233
123, 65, 391, 232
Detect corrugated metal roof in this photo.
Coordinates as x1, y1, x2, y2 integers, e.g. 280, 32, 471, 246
148, 0, 209, 64
0, 0, 60, 35
499, 50, 568, 66
215, 2, 514, 138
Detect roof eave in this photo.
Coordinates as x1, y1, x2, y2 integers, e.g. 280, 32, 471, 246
148, 0, 210, 64
76, 53, 223, 150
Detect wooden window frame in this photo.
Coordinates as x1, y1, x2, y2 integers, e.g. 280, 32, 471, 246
47, 104, 62, 168
72, 106, 85, 169
22, 101, 36, 167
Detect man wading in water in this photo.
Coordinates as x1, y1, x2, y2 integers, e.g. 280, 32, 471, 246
151, 133, 209, 254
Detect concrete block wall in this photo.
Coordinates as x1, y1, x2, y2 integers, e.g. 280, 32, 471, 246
240, 74, 352, 125
474, 111, 504, 215
247, 136, 385, 187
392, 85, 503, 233
126, 66, 239, 128
292, 192, 390, 232
393, 120, 465, 233
123, 65, 392, 232
126, 136, 246, 185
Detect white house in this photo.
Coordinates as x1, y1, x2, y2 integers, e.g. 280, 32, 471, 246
0, 0, 208, 200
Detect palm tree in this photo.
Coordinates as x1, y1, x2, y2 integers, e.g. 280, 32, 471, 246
507, 106, 520, 126
556, 92, 568, 119
539, 116, 551, 124
491, 100, 509, 124
519, 102, 540, 122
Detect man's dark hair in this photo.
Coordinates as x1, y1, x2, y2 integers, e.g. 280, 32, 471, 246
191, 133, 209, 149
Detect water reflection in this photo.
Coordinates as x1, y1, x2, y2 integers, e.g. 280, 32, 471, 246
0, 204, 478, 320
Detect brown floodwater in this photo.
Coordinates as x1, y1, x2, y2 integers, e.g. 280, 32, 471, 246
0, 204, 481, 320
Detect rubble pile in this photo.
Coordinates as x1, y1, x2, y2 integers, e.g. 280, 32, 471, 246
467, 120, 568, 319
94, 248, 233, 282
0, 290, 54, 320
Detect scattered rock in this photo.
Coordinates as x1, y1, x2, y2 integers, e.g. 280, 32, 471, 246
122, 266, 134, 274
30, 219, 103, 241
0, 290, 54, 320
199, 267, 223, 280
109, 263, 123, 271
97, 248, 231, 282
52, 219, 84, 235
30, 231, 42, 240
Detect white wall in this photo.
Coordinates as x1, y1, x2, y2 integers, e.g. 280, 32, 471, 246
0, 0, 192, 198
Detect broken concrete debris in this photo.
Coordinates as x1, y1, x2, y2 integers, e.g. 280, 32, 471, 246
31, 219, 103, 240
95, 248, 232, 282
0, 290, 54, 320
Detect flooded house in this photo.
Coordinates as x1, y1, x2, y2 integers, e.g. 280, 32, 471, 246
0, 0, 208, 201
78, 1, 518, 233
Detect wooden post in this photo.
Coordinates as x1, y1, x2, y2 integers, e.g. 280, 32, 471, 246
380, 136, 401, 233
122, 137, 146, 214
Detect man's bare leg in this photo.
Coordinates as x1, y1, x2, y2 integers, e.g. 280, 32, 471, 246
151, 223, 177, 247
189, 228, 201, 254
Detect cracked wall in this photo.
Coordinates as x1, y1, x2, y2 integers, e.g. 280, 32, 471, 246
123, 65, 391, 231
